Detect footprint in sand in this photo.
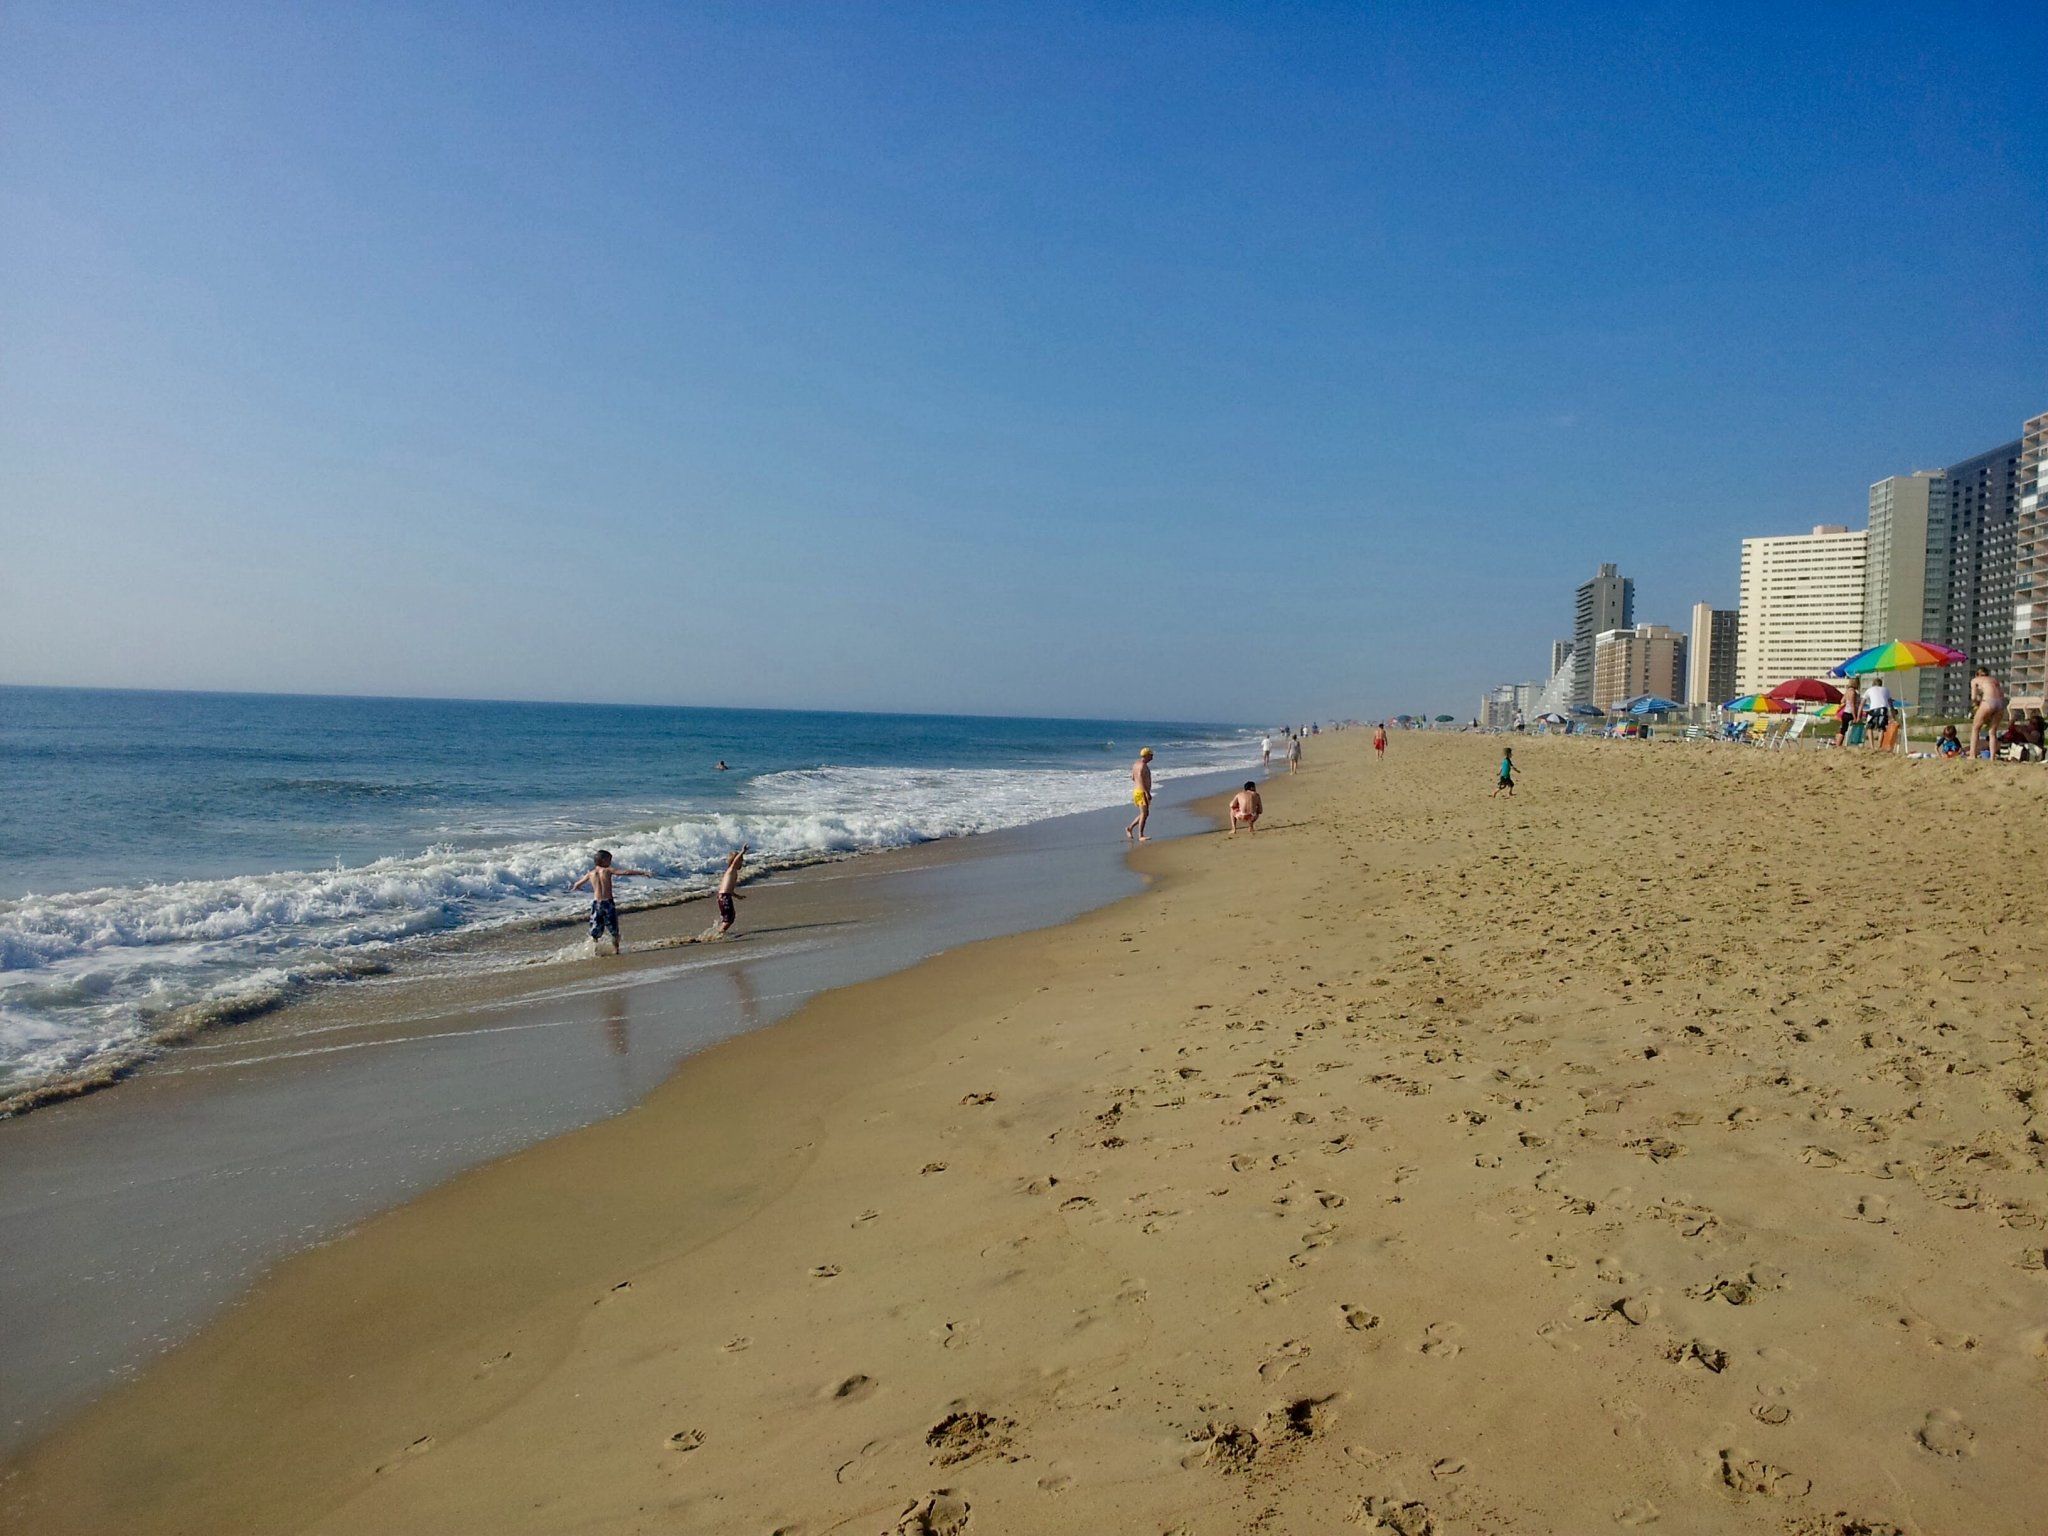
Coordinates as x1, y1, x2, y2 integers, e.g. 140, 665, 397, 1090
894, 1491, 971, 1535
810, 1264, 842, 1279
722, 1336, 752, 1353
1914, 1408, 1976, 1457
665, 1428, 706, 1451
1259, 1339, 1311, 1380
1419, 1321, 1463, 1357
1341, 1304, 1381, 1332
1716, 1449, 1809, 1500
1847, 1193, 1890, 1224
1665, 1339, 1728, 1372
927, 1410, 1016, 1467
830, 1375, 877, 1401
1253, 1274, 1303, 1304
1355, 1494, 1437, 1534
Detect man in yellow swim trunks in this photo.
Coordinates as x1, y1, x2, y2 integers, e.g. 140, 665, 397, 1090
1125, 747, 1154, 843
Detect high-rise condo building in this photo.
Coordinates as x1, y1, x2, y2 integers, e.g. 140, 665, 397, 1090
1926, 439, 2020, 716
1550, 639, 1575, 678
1572, 564, 1633, 706
1592, 624, 1686, 711
1866, 441, 2022, 714
1688, 603, 1738, 707
1864, 472, 1944, 710
2010, 411, 2048, 702
1736, 526, 1867, 694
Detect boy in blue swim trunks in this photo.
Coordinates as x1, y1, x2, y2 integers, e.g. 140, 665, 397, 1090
570, 849, 655, 955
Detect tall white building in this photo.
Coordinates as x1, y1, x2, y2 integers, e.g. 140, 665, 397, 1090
2009, 411, 2048, 702
1736, 525, 1868, 694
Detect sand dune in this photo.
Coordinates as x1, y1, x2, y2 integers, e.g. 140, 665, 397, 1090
5, 732, 2045, 1535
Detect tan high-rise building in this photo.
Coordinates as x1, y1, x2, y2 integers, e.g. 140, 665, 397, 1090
1592, 624, 1686, 711
1864, 472, 1942, 710
1688, 603, 1738, 707
1737, 525, 1868, 694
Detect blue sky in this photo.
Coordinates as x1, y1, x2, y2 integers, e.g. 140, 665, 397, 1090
3, 2, 2043, 721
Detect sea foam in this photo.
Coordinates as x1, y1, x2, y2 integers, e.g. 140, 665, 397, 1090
0, 746, 1249, 1108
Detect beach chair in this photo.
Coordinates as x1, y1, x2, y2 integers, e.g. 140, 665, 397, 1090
1772, 716, 1811, 749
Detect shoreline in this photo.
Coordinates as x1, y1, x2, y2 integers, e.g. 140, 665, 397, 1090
8, 733, 2045, 1533
0, 762, 1245, 1122
0, 768, 1244, 1455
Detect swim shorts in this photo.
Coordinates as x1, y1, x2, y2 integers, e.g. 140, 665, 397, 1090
589, 898, 619, 940
1133, 788, 1149, 807
717, 891, 736, 925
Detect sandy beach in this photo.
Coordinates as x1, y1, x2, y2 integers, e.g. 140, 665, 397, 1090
6, 731, 2046, 1535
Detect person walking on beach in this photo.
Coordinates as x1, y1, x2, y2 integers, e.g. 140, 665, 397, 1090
711, 845, 747, 936
1490, 747, 1518, 798
1863, 676, 1891, 746
571, 849, 656, 956
1261, 735, 1272, 768
1287, 734, 1302, 774
1126, 747, 1155, 843
1229, 781, 1262, 835
1968, 666, 2007, 761
1373, 723, 1387, 759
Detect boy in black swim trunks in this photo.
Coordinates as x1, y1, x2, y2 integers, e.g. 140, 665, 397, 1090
1490, 747, 1518, 798
713, 845, 748, 937
570, 849, 655, 956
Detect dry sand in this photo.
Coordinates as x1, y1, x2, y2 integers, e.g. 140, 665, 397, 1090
5, 732, 2046, 1535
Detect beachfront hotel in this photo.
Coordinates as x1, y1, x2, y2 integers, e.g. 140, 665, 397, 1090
1736, 525, 1868, 695
2011, 410, 2048, 704
1865, 439, 2021, 714
1864, 472, 1944, 711
1571, 563, 1633, 706
1688, 603, 1738, 707
1591, 623, 1686, 711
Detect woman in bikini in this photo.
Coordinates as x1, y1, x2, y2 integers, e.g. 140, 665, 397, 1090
1967, 665, 2007, 761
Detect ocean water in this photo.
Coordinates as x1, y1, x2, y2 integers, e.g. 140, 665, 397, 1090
0, 687, 1253, 1105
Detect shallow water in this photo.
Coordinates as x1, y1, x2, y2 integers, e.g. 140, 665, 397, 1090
0, 687, 1251, 1102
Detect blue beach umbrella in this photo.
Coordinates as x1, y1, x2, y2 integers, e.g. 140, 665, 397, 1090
1624, 695, 1681, 715
1568, 704, 1605, 718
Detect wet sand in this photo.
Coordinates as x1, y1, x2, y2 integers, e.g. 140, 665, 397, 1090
6, 733, 2047, 1534
0, 779, 1231, 1454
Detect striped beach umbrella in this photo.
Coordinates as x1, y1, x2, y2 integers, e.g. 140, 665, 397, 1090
1723, 694, 1794, 714
1828, 640, 1967, 677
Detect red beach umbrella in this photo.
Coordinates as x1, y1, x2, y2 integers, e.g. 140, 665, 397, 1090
1767, 678, 1843, 704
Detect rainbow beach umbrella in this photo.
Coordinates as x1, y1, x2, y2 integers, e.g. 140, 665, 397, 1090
1723, 694, 1794, 714
1828, 640, 1967, 677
